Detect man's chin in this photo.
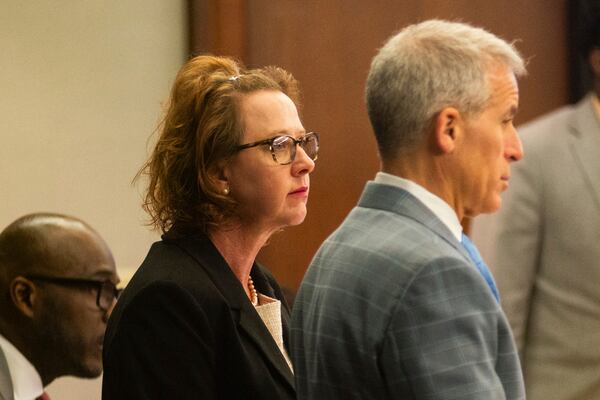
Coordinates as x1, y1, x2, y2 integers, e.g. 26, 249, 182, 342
478, 195, 503, 215
464, 201, 501, 218
488, 198, 503, 214
73, 361, 103, 379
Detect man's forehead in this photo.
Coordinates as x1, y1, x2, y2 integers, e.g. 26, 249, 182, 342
41, 224, 116, 278
485, 67, 519, 106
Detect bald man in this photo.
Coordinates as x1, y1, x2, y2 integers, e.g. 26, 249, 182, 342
0, 213, 119, 400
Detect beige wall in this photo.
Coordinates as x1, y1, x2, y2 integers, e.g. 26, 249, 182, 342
0, 1, 187, 398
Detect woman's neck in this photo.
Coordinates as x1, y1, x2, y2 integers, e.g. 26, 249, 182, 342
208, 224, 273, 295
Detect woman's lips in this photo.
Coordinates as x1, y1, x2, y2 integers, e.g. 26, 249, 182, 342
289, 186, 309, 196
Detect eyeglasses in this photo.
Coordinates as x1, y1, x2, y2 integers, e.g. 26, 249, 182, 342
24, 275, 121, 311
235, 132, 319, 165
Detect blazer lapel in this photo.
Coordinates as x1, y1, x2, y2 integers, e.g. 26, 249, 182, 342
0, 348, 14, 400
168, 234, 295, 390
567, 95, 600, 213
358, 181, 471, 262
237, 304, 295, 387
250, 265, 292, 352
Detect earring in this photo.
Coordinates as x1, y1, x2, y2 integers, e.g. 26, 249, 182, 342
223, 187, 230, 195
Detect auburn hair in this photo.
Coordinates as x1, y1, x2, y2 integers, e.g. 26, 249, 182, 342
136, 55, 300, 235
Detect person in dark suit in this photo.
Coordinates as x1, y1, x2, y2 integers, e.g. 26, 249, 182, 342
102, 55, 318, 399
291, 20, 526, 399
0, 213, 119, 400
472, 12, 600, 400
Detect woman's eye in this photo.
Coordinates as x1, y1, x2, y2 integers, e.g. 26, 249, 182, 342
271, 137, 290, 152
270, 144, 285, 155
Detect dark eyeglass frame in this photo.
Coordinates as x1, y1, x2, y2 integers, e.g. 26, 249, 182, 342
235, 132, 319, 165
23, 274, 121, 311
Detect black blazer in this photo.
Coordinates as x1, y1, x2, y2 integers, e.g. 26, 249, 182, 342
102, 233, 295, 399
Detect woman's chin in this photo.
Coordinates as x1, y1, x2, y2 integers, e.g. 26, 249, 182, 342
283, 209, 308, 228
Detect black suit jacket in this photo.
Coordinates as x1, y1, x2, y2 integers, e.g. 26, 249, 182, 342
102, 233, 295, 399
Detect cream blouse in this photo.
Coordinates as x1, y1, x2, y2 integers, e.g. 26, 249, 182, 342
254, 293, 293, 372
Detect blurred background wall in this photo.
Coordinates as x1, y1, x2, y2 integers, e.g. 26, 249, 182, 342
1, 1, 571, 398
1, 1, 187, 398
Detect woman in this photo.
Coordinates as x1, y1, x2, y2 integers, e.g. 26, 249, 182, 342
101, 55, 318, 399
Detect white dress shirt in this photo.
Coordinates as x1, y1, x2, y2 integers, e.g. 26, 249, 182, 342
591, 92, 600, 122
0, 334, 43, 400
374, 171, 463, 241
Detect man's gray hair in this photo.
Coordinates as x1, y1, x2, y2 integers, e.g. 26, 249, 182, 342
366, 19, 526, 161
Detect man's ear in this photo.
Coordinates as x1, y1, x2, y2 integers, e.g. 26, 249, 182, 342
10, 277, 36, 318
433, 107, 461, 154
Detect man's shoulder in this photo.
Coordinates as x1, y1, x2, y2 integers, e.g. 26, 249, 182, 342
331, 202, 454, 249
309, 205, 463, 287
297, 184, 468, 317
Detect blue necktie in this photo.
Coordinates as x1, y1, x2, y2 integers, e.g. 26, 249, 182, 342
461, 233, 500, 302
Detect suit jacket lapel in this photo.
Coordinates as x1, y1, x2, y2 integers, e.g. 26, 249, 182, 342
358, 181, 471, 262
568, 95, 600, 213
0, 347, 14, 400
168, 234, 295, 390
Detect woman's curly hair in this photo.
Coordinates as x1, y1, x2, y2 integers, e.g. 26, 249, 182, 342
135, 55, 300, 235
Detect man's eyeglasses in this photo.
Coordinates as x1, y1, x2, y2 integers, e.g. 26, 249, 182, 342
235, 132, 319, 165
24, 275, 121, 311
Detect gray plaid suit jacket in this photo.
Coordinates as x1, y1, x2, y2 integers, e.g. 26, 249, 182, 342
291, 181, 525, 399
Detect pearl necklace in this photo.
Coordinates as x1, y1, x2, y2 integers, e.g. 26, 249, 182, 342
248, 276, 258, 306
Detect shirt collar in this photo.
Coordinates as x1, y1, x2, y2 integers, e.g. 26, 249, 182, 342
591, 92, 600, 123
375, 172, 463, 241
0, 334, 44, 400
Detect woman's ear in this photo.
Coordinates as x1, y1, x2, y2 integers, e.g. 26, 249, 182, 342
433, 107, 461, 154
208, 160, 230, 195
10, 276, 36, 318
